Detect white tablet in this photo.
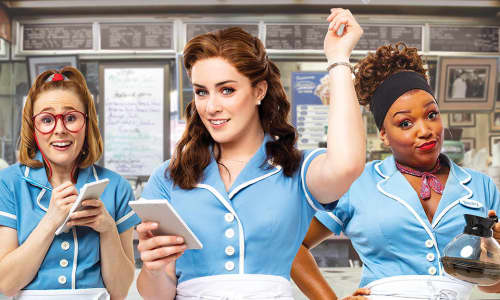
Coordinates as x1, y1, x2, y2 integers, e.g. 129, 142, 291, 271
55, 178, 110, 235
130, 199, 203, 249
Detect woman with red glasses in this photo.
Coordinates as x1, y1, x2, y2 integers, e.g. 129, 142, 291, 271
0, 67, 140, 299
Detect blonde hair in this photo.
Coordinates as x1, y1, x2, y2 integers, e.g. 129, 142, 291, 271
19, 66, 103, 170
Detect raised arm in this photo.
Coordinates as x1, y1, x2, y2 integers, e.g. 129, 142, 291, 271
306, 8, 366, 204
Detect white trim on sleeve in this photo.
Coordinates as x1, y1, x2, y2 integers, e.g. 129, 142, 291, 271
327, 212, 344, 227
0, 211, 17, 220
300, 148, 325, 211
116, 210, 136, 226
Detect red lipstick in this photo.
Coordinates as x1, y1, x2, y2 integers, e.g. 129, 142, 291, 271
418, 141, 436, 151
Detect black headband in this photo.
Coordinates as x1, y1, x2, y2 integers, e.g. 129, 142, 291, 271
369, 71, 434, 130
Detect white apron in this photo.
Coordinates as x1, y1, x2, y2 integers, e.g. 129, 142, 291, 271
13, 288, 109, 300
176, 274, 294, 300
364, 275, 473, 300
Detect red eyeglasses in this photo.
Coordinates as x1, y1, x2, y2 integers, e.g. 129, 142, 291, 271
32, 110, 87, 134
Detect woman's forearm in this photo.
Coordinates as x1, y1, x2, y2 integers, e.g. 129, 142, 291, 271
137, 265, 177, 300
99, 227, 136, 300
326, 65, 366, 181
291, 244, 338, 300
0, 218, 56, 296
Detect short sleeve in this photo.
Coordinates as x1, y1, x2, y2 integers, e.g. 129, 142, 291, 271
0, 179, 17, 229
300, 148, 337, 211
314, 189, 352, 235
114, 177, 141, 233
141, 162, 171, 201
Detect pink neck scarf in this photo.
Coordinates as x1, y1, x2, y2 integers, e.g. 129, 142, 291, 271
395, 158, 444, 200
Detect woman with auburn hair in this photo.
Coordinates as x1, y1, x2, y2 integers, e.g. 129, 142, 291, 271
136, 8, 365, 300
291, 43, 500, 300
0, 66, 140, 299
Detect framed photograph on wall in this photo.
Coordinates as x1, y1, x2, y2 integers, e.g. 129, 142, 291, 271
438, 57, 497, 111
27, 55, 78, 85
460, 137, 475, 152
489, 135, 500, 155
490, 109, 500, 131
448, 112, 475, 127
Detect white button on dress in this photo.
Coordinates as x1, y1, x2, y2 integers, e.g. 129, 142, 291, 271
426, 253, 435, 262
61, 241, 70, 250
224, 213, 234, 223
425, 239, 434, 248
225, 261, 235, 271
58, 275, 67, 284
428, 266, 437, 275
225, 246, 235, 256
60, 259, 69, 267
225, 228, 235, 239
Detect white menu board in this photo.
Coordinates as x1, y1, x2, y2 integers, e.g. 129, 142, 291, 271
104, 68, 164, 176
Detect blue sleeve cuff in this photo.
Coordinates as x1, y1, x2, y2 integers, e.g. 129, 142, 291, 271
315, 211, 343, 235
301, 148, 338, 211
0, 212, 17, 230
116, 211, 141, 233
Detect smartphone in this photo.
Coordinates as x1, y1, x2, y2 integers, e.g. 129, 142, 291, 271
55, 178, 110, 235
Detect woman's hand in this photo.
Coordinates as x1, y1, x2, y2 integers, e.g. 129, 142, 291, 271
324, 8, 363, 62
136, 222, 186, 277
342, 288, 370, 300
67, 199, 115, 233
44, 181, 78, 230
488, 210, 500, 245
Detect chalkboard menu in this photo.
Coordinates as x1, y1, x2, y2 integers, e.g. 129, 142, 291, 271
430, 26, 499, 52
265, 23, 422, 51
23, 23, 93, 51
266, 24, 325, 50
356, 25, 422, 51
100, 23, 174, 50
186, 23, 259, 41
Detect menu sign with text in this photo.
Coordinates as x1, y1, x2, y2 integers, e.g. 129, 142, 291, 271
265, 23, 422, 51
22, 23, 93, 51
100, 23, 174, 50
356, 24, 422, 51
186, 23, 259, 40
430, 26, 499, 52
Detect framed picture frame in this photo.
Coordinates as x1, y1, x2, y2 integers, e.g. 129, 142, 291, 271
438, 57, 497, 111
460, 137, 475, 152
27, 55, 78, 85
448, 112, 475, 127
489, 135, 500, 155
490, 109, 500, 131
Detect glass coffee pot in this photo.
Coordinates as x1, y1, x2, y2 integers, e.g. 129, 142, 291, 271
441, 214, 500, 285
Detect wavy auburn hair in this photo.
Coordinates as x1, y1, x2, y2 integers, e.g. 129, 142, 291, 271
354, 42, 428, 107
19, 66, 103, 171
170, 27, 301, 189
